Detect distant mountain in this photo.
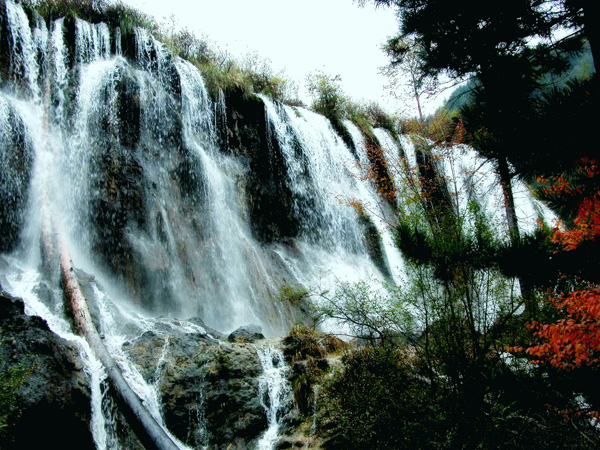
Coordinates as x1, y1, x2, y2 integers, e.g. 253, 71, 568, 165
442, 42, 594, 112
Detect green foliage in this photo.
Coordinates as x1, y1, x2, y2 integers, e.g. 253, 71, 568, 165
305, 72, 398, 140
316, 305, 600, 449
314, 281, 413, 347
193, 50, 302, 104
362, 101, 399, 139
318, 347, 448, 450
275, 284, 310, 306
198, 61, 254, 100
23, 0, 158, 32
163, 28, 214, 65
306, 71, 348, 120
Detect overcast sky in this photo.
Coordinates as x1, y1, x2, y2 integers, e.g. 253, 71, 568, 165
123, 0, 442, 116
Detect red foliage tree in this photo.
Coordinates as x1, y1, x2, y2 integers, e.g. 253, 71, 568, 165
524, 158, 600, 369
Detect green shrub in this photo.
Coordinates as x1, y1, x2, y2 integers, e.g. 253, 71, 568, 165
318, 346, 448, 450
275, 284, 310, 306
23, 0, 157, 32
306, 71, 348, 120
198, 61, 254, 100
314, 281, 413, 348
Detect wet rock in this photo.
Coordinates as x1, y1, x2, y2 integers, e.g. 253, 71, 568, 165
228, 324, 265, 343
359, 213, 392, 279
0, 289, 93, 449
188, 316, 225, 339
275, 438, 308, 449
124, 322, 267, 449
115, 65, 141, 150
223, 90, 300, 242
0, 1, 11, 80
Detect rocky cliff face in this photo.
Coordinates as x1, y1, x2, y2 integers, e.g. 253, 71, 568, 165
0, 287, 93, 449
126, 328, 267, 449
0, 278, 305, 449
222, 89, 301, 243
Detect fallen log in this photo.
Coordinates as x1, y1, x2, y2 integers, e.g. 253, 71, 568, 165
39, 75, 179, 450
57, 237, 180, 450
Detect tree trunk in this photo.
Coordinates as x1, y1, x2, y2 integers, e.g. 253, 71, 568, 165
497, 156, 519, 245
57, 237, 180, 450
497, 156, 536, 315
581, 0, 600, 73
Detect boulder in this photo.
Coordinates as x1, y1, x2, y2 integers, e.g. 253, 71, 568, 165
124, 320, 267, 449
228, 324, 265, 343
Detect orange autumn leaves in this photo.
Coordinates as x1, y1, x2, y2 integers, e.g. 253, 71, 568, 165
522, 158, 600, 369
526, 286, 600, 369
552, 194, 600, 251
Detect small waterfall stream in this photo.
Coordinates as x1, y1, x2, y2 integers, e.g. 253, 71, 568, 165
255, 345, 293, 450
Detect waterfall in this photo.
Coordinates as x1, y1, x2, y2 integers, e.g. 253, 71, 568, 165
75, 19, 111, 64
260, 97, 406, 290
345, 123, 407, 281
0, 1, 558, 446
398, 135, 555, 237
255, 344, 293, 450
4, 0, 41, 99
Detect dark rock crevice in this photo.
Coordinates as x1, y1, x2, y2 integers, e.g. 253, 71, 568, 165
222, 90, 301, 243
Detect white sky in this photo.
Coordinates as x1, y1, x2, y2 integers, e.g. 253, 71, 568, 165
123, 0, 443, 117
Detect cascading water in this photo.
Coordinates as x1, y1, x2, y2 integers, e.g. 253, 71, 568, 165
397, 135, 555, 236
345, 122, 407, 280
4, 0, 41, 98
75, 19, 111, 64
260, 97, 405, 290
255, 344, 293, 450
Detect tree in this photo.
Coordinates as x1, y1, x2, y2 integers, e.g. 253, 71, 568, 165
360, 0, 598, 317
363, 1, 553, 238
306, 71, 348, 120
522, 158, 600, 370
313, 281, 414, 347
380, 36, 438, 120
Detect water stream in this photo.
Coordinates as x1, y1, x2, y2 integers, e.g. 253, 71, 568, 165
255, 344, 293, 450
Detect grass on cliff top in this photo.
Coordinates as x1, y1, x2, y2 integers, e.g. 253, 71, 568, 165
22, 0, 157, 33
